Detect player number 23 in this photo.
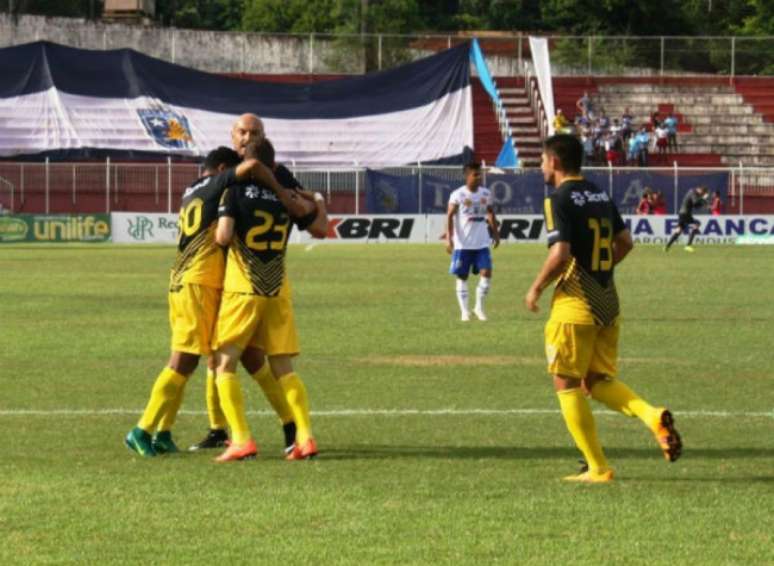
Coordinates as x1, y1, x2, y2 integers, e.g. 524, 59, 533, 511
246, 210, 289, 251
588, 217, 613, 272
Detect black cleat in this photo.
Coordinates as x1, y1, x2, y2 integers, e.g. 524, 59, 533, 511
283, 422, 297, 455
188, 428, 229, 452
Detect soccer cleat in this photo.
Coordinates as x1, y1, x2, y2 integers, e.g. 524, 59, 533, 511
460, 311, 471, 322
125, 427, 156, 457
152, 431, 179, 454
214, 438, 258, 462
188, 428, 229, 452
286, 438, 319, 461
562, 468, 615, 483
663, 244, 670, 252
684, 246, 695, 253
651, 409, 683, 462
473, 308, 488, 321
283, 421, 297, 455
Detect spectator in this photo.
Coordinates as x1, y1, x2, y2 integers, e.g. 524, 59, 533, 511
655, 123, 669, 159
610, 118, 622, 138
711, 191, 723, 215
553, 109, 570, 134
636, 126, 650, 167
650, 111, 661, 129
637, 189, 653, 214
621, 108, 634, 140
576, 91, 592, 118
627, 133, 640, 165
581, 133, 594, 165
664, 112, 679, 152
651, 191, 667, 215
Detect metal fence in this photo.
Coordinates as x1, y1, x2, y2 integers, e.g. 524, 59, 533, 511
1, 161, 773, 216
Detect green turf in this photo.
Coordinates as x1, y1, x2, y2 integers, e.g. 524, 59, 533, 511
0, 243, 772, 565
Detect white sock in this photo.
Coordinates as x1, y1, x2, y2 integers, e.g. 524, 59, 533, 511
476, 277, 491, 313
456, 279, 469, 315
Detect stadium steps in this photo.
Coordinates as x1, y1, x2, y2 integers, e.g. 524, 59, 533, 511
734, 77, 774, 123
494, 76, 542, 167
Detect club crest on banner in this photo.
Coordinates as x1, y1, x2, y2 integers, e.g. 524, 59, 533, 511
137, 109, 195, 150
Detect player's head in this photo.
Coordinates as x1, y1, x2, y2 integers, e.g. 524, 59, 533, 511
463, 160, 482, 188
231, 113, 265, 157
541, 134, 582, 186
255, 138, 276, 169
696, 186, 708, 195
203, 146, 240, 175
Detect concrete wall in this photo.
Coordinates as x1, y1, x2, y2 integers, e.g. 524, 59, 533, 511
0, 14, 522, 75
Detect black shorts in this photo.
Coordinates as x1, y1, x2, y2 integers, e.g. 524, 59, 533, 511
678, 213, 698, 229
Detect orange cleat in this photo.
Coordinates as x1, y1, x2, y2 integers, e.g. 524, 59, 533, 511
286, 438, 318, 461
214, 439, 258, 462
651, 409, 682, 462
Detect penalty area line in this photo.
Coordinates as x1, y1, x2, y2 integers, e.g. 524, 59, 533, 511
0, 408, 772, 418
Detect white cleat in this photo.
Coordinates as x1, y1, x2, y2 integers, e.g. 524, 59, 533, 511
473, 308, 488, 321
460, 311, 471, 322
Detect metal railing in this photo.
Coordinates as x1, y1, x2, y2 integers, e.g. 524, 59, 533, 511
0, 160, 772, 216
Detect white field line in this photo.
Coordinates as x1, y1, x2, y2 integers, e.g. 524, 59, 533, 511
0, 408, 772, 418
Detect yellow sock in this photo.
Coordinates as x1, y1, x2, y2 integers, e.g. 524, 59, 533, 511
215, 372, 252, 445
252, 364, 294, 425
278, 372, 312, 445
590, 378, 661, 426
206, 369, 227, 430
137, 368, 187, 433
557, 388, 609, 473
157, 383, 185, 432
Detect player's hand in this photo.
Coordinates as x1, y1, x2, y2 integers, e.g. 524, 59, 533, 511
492, 237, 500, 249
445, 241, 453, 255
524, 287, 541, 313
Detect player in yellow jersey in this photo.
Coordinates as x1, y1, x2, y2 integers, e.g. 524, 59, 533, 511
124, 144, 292, 457
524, 134, 682, 483
190, 118, 327, 456
210, 140, 320, 462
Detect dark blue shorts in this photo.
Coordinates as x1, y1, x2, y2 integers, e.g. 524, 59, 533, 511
449, 248, 492, 278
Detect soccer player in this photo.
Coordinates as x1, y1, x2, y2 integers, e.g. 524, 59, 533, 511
524, 134, 682, 483
191, 126, 327, 457
665, 186, 709, 253
124, 144, 289, 457
210, 141, 320, 462
446, 161, 500, 322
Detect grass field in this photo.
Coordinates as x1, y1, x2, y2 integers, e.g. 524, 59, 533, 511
1, 243, 773, 565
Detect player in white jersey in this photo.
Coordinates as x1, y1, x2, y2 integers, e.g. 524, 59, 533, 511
445, 161, 500, 321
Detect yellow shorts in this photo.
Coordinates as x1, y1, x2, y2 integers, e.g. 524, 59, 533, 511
544, 319, 619, 379
168, 283, 222, 355
213, 291, 299, 356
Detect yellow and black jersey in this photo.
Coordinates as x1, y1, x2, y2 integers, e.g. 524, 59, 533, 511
219, 178, 314, 296
544, 177, 626, 326
170, 168, 237, 290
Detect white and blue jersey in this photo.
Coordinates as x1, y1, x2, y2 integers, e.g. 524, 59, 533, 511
448, 185, 493, 277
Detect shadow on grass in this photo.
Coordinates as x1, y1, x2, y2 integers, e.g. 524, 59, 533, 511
319, 444, 774, 462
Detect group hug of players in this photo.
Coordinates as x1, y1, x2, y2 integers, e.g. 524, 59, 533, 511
126, 123, 683, 480
125, 114, 327, 462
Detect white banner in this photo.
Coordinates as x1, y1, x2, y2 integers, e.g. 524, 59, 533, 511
112, 213, 774, 245
112, 212, 179, 244
529, 37, 556, 135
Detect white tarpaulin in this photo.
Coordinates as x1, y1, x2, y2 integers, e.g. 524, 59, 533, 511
529, 37, 556, 135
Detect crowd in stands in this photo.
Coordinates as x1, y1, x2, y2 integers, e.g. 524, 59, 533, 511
552, 92, 679, 167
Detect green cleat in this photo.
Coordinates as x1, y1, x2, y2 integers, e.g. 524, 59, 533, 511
152, 431, 179, 454
125, 427, 156, 457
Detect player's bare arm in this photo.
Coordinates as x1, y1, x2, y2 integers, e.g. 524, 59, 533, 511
445, 202, 458, 254
524, 241, 571, 313
215, 216, 235, 247
304, 192, 328, 239
487, 206, 500, 248
612, 229, 634, 266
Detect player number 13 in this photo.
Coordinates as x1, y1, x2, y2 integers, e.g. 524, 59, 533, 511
588, 217, 613, 272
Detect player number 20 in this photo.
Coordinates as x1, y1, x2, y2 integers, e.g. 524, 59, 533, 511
246, 210, 289, 251
588, 217, 613, 272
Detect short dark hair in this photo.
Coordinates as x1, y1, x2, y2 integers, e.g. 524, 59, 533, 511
203, 146, 240, 171
256, 138, 276, 168
543, 134, 583, 173
463, 160, 481, 173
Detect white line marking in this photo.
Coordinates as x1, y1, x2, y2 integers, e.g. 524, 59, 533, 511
304, 242, 318, 252
0, 408, 771, 418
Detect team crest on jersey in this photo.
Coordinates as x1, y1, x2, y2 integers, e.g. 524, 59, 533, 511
245, 185, 260, 199
138, 109, 195, 150
480, 197, 487, 206
570, 191, 586, 206
463, 198, 473, 207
